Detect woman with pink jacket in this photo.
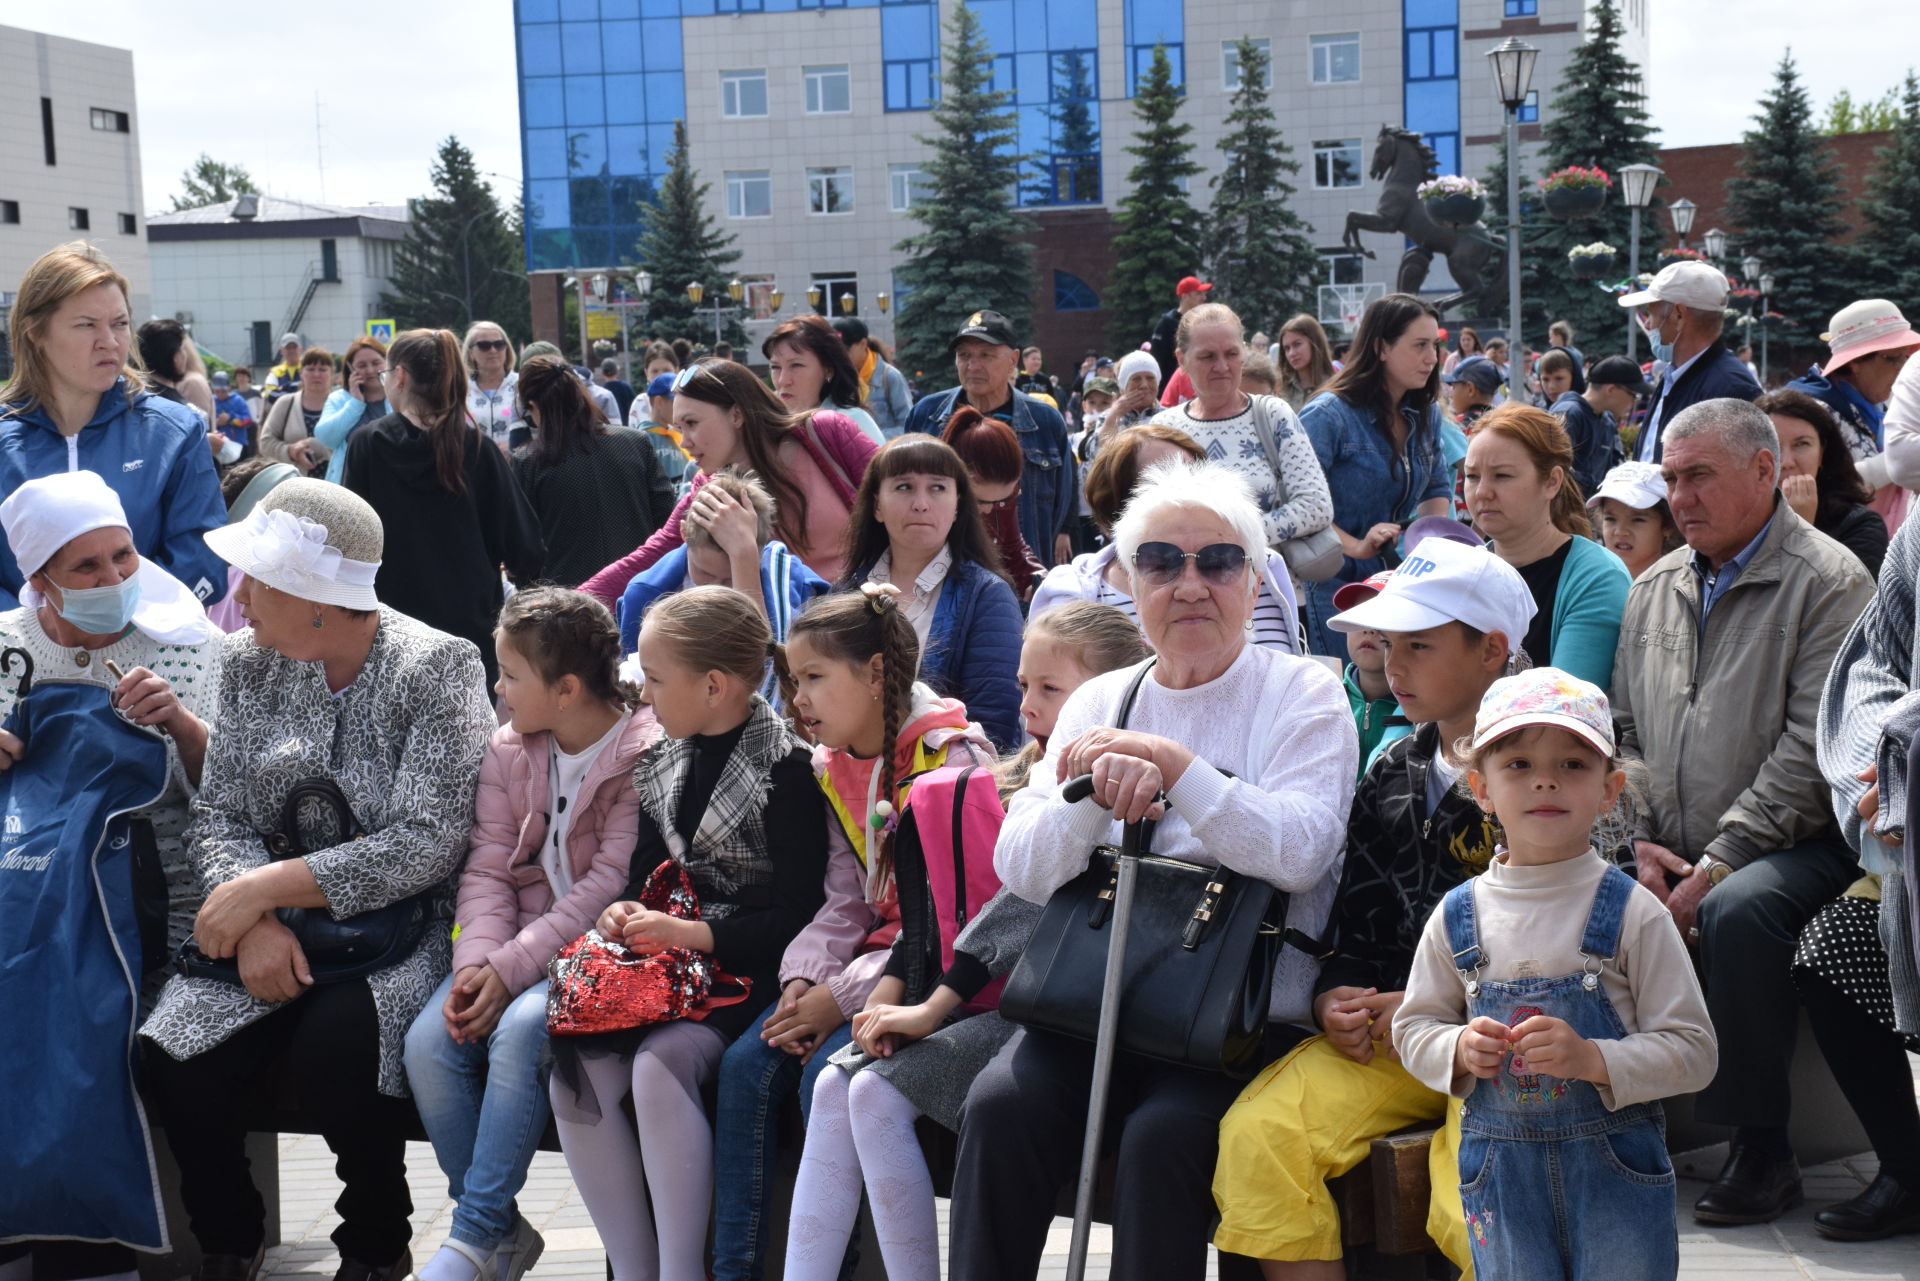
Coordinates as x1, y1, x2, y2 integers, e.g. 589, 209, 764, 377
402, 589, 660, 1281
578, 360, 879, 605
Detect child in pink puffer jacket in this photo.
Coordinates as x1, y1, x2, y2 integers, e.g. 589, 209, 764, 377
402, 588, 660, 1281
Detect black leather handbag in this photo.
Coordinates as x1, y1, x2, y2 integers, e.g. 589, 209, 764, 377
177, 778, 431, 985
999, 662, 1286, 1079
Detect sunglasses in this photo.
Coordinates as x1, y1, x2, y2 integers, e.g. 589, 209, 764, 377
671, 363, 723, 394
1130, 541, 1249, 587
471, 339, 508, 353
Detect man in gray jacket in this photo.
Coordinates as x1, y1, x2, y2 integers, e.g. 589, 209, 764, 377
1612, 398, 1874, 1226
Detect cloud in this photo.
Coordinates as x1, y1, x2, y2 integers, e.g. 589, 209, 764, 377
29, 0, 521, 212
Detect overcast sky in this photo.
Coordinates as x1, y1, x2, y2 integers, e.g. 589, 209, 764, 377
20, 1, 1915, 213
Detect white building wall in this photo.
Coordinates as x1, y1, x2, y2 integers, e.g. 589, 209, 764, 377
0, 25, 150, 320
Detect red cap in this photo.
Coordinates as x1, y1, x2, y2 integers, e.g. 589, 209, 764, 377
1175, 276, 1213, 296
1332, 571, 1394, 613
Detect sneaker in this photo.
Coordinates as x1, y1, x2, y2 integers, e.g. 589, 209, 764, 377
489, 1216, 544, 1281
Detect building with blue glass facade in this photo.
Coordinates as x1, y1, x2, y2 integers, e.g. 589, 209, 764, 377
514, 0, 1646, 362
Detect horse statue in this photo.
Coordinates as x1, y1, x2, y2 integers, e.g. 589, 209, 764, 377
1340, 125, 1507, 319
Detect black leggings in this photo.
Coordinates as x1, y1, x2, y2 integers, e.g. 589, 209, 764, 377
1798, 971, 1920, 1184
144, 979, 414, 1265
0, 1241, 134, 1281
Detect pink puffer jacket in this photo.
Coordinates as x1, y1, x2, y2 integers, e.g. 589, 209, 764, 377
453, 706, 662, 994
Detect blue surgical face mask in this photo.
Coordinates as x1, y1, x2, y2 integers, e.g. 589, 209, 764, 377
52, 572, 142, 635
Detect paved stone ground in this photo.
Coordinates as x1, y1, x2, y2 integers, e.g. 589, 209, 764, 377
257, 1133, 1920, 1281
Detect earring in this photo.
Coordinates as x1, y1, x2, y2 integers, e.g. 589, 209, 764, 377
311, 613, 324, 630
1244, 617, 1254, 633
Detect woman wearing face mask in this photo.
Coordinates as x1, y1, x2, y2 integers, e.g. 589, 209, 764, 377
1298, 294, 1455, 657
0, 470, 222, 1281
312, 337, 392, 484
762, 316, 885, 444
0, 242, 229, 613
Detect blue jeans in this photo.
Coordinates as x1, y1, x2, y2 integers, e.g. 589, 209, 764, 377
402, 976, 553, 1251
710, 1001, 855, 1281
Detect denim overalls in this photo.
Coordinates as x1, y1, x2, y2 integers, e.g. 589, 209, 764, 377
1443, 866, 1679, 1280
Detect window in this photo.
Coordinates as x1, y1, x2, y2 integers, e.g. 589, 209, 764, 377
1124, 0, 1184, 97
90, 108, 129, 132
1053, 270, 1099, 311
41, 98, 55, 166
1222, 39, 1271, 91
815, 274, 858, 317
321, 239, 339, 282
2, 201, 21, 225
1322, 251, 1365, 285
1504, 0, 1537, 14
885, 59, 938, 111
726, 170, 772, 218
805, 65, 852, 114
889, 163, 932, 211
251, 322, 273, 367
807, 167, 854, 214
721, 70, 768, 119
1312, 140, 1362, 189
1046, 155, 1101, 204
1517, 90, 1540, 123
117, 212, 135, 235
1310, 33, 1360, 84
68, 207, 89, 231
1404, 27, 1457, 81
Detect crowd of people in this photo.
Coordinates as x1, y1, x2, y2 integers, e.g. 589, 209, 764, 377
4, 233, 1920, 1281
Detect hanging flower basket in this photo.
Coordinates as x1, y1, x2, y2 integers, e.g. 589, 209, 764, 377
1540, 166, 1611, 221
1568, 242, 1620, 280
1417, 175, 1488, 228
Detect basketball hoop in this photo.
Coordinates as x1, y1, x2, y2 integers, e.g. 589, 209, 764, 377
1342, 311, 1361, 332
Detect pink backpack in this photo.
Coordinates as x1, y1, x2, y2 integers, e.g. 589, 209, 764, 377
890, 763, 1008, 1012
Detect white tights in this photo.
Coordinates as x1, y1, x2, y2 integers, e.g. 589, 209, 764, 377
784, 1067, 939, 1281
549, 1020, 725, 1281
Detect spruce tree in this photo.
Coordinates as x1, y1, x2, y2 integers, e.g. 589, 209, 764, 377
382, 137, 531, 342
1726, 52, 1851, 338
892, 1, 1032, 377
632, 120, 744, 348
1204, 38, 1319, 334
170, 155, 258, 212
1105, 45, 1203, 354
1853, 73, 1920, 309
1527, 0, 1659, 355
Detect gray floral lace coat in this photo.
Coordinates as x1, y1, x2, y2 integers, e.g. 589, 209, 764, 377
140, 608, 493, 1096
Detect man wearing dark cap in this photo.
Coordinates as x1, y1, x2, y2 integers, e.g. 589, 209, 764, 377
1442, 355, 1502, 430
1553, 354, 1652, 496
1148, 274, 1213, 383
903, 309, 1076, 566
833, 316, 912, 438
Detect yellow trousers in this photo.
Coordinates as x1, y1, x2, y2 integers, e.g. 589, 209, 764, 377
1213, 1034, 1472, 1273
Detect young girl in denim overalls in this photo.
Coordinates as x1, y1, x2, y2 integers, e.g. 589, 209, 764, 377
1395, 669, 1718, 1280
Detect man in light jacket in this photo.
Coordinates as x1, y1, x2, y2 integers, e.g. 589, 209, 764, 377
1612, 398, 1873, 1227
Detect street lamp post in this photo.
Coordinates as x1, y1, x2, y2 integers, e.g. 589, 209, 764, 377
1619, 163, 1663, 360
1487, 37, 1540, 402
1702, 226, 1728, 266
686, 278, 748, 347
1758, 271, 1775, 386
1668, 197, 1697, 252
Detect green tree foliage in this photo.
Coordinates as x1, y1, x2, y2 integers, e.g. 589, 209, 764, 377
1203, 38, 1320, 335
1526, 0, 1660, 355
632, 120, 744, 349
1105, 45, 1203, 353
380, 137, 530, 343
170, 154, 257, 212
1824, 87, 1902, 135
1726, 52, 1852, 337
893, 2, 1033, 377
1853, 72, 1920, 309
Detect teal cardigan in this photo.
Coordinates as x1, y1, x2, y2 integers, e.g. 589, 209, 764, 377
1546, 535, 1633, 690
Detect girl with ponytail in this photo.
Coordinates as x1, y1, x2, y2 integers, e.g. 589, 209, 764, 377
710, 584, 994, 1278
342, 327, 545, 686
1462, 402, 1632, 687
404, 587, 659, 1281
549, 586, 831, 1281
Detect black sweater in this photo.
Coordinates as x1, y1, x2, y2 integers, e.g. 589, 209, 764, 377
623, 723, 828, 1042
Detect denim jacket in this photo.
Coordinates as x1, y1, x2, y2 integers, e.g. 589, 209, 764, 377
1300, 390, 1452, 580
906, 386, 1076, 567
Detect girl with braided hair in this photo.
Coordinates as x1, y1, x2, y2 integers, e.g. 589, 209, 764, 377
709, 583, 994, 1280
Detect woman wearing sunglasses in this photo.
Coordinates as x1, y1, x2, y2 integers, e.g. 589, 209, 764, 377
463, 322, 520, 450
950, 458, 1355, 1280
578, 359, 880, 608
1031, 424, 1302, 652
836, 434, 1024, 750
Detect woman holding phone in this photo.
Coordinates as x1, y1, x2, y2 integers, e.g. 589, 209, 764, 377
313, 338, 392, 484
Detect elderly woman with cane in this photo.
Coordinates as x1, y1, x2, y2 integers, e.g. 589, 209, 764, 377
141, 479, 494, 1281
945, 460, 1356, 1281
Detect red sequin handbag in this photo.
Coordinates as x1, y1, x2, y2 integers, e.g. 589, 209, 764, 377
545, 859, 752, 1037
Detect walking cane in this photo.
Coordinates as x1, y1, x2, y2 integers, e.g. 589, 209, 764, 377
1059, 773, 1160, 1281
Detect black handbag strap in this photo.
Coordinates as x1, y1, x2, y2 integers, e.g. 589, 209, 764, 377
269, 777, 364, 859
1112, 658, 1156, 732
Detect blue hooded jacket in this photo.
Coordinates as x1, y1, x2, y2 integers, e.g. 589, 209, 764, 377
618, 540, 831, 657
0, 378, 228, 608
